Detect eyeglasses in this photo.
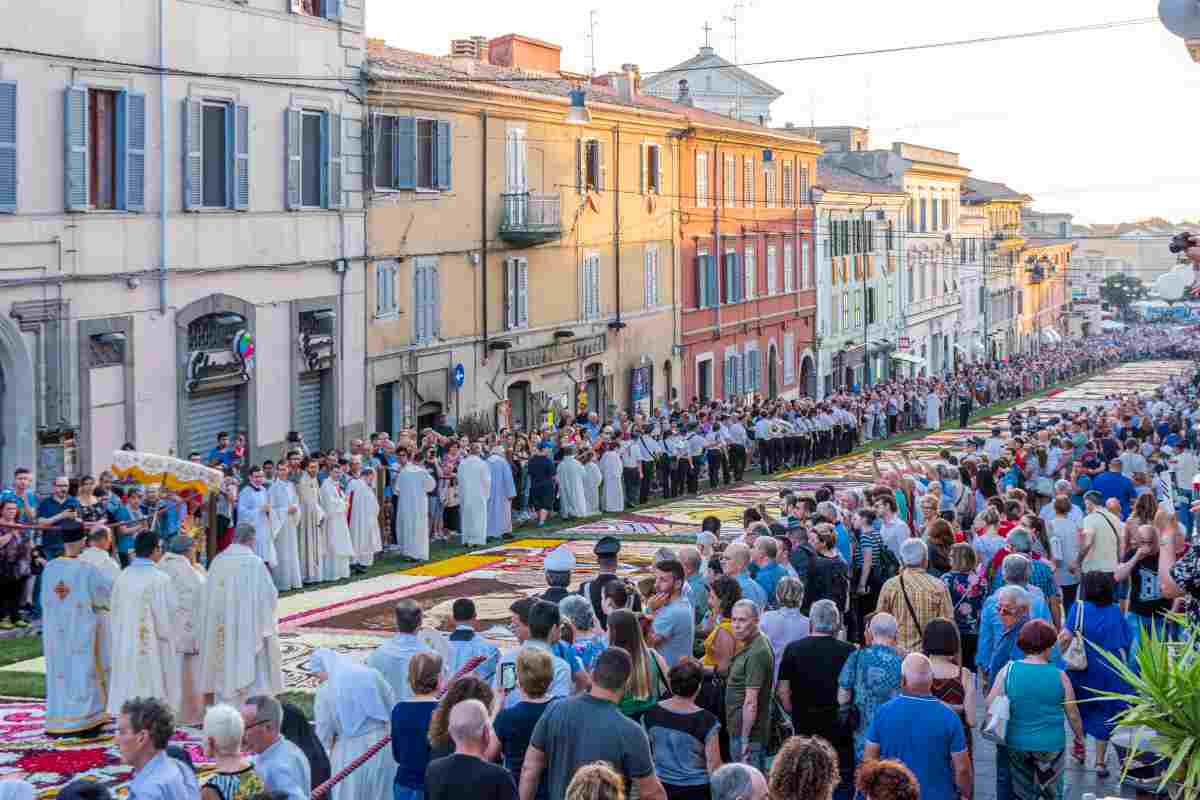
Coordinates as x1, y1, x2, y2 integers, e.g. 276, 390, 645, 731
998, 607, 1018, 617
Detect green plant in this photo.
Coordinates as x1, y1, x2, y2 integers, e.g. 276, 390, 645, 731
1089, 616, 1200, 799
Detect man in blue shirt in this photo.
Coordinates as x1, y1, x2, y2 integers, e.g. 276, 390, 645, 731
36, 477, 80, 561
864, 654, 971, 800
110, 486, 145, 566
751, 538, 784, 608
206, 431, 235, 468
0, 467, 39, 524
1092, 458, 1136, 519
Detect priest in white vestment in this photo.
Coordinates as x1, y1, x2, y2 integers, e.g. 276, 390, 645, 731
347, 467, 382, 568
308, 649, 398, 800
42, 522, 113, 736
79, 527, 120, 698
457, 446, 492, 547
236, 467, 276, 569
485, 448, 516, 540
269, 462, 303, 592
297, 458, 325, 583
393, 449, 436, 561
925, 388, 942, 430
107, 531, 181, 717
583, 451, 603, 515
158, 534, 207, 725
600, 444, 625, 512
556, 447, 588, 518
319, 467, 354, 582
196, 522, 283, 706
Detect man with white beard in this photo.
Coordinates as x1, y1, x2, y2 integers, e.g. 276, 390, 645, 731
347, 465, 383, 570
486, 447, 516, 541
237, 467, 277, 571
319, 461, 355, 582
457, 445, 492, 547
556, 445, 588, 518
157, 534, 207, 725
196, 522, 283, 706
269, 461, 303, 592
107, 532, 181, 717
393, 448, 436, 561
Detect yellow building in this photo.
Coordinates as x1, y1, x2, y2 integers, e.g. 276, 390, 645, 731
364, 37, 681, 433
1014, 240, 1073, 353
962, 178, 1033, 359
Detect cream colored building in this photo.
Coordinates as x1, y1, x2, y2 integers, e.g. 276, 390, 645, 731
365, 38, 679, 434
0, 0, 366, 484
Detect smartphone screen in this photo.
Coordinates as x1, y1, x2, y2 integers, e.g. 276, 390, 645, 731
500, 661, 517, 691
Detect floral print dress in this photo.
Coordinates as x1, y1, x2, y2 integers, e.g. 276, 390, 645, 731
837, 644, 903, 761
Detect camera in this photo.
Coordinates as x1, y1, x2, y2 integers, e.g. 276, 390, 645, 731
1168, 231, 1197, 254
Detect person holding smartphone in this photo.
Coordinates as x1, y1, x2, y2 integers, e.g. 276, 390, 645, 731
493, 647, 556, 800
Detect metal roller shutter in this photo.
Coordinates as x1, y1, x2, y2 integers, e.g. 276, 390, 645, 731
187, 388, 239, 458
297, 372, 324, 451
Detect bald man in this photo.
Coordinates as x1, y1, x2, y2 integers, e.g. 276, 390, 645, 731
863, 653, 972, 800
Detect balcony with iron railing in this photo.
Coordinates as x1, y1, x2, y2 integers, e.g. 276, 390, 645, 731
499, 192, 563, 246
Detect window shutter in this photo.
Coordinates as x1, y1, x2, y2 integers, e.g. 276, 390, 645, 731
0, 81, 14, 214
656, 147, 664, 194
596, 141, 605, 192
638, 144, 645, 194
707, 255, 719, 308
324, 0, 341, 20
65, 86, 89, 211
695, 255, 706, 308
114, 90, 145, 212
430, 261, 441, 337
723, 253, 733, 304
723, 356, 732, 398
285, 108, 301, 210
517, 259, 529, 327
436, 120, 451, 190
233, 105, 250, 210
734, 353, 743, 395
504, 258, 515, 329
575, 138, 583, 193
396, 116, 416, 190
590, 256, 601, 317
644, 248, 652, 307
327, 112, 343, 208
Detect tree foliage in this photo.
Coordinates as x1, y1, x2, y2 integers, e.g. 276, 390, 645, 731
1100, 274, 1148, 318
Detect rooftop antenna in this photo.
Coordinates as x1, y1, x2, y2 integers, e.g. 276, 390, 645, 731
725, 1, 744, 120
808, 89, 816, 139
702, 20, 712, 48
588, 9, 598, 77
863, 73, 873, 131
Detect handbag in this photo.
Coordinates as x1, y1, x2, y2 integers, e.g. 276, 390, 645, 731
839, 650, 863, 733
767, 694, 795, 756
1063, 600, 1088, 671
981, 662, 1012, 745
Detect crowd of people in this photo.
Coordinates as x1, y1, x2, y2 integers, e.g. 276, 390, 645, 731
3, 326, 1200, 800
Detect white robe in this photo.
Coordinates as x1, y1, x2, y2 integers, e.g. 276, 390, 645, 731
557, 456, 588, 518
237, 485, 277, 568
78, 547, 120, 696
394, 465, 436, 562
319, 477, 355, 582
41, 555, 113, 734
486, 455, 516, 539
347, 477, 382, 568
297, 474, 325, 583
270, 479, 303, 592
157, 553, 207, 724
106, 559, 181, 716
313, 666, 398, 800
195, 543, 283, 705
584, 461, 603, 515
600, 450, 625, 512
457, 455, 492, 546
925, 392, 942, 430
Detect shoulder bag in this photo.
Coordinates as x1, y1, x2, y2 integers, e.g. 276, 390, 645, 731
981, 662, 1012, 745
1063, 601, 1088, 671
839, 649, 863, 734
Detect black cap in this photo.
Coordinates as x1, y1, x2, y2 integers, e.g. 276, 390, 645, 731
593, 536, 621, 557
60, 520, 86, 544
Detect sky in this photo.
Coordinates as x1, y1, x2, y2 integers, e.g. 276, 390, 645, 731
366, 0, 1200, 225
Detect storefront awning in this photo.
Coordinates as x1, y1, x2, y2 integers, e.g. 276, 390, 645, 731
890, 352, 927, 367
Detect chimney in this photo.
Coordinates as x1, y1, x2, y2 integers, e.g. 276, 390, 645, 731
487, 34, 562, 73
621, 63, 641, 94
614, 63, 639, 102
676, 78, 693, 106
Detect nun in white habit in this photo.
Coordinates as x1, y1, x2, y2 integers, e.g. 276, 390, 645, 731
308, 648, 398, 800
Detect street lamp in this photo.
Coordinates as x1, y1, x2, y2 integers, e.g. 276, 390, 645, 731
1160, 0, 1200, 63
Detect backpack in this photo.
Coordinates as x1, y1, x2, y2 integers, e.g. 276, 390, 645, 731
875, 544, 900, 583
825, 557, 851, 612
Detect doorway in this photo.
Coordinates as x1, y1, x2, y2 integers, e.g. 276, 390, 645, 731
507, 381, 531, 432
417, 401, 443, 433
698, 359, 712, 402
767, 345, 778, 400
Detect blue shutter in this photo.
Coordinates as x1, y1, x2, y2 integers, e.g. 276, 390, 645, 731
706, 256, 719, 308
430, 261, 441, 337
318, 111, 329, 208
285, 108, 301, 209
232, 105, 249, 210
723, 356, 733, 398
324, 0, 341, 20
397, 117, 416, 190
326, 112, 342, 208
182, 99, 202, 210
436, 120, 451, 190
64, 86, 88, 211
115, 90, 146, 212
696, 255, 707, 308
723, 254, 734, 305
734, 353, 743, 395
0, 81, 15, 214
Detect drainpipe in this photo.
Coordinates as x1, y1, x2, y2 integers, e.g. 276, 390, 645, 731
613, 124, 622, 328
158, 0, 168, 315
480, 110, 488, 360
712, 139, 720, 341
